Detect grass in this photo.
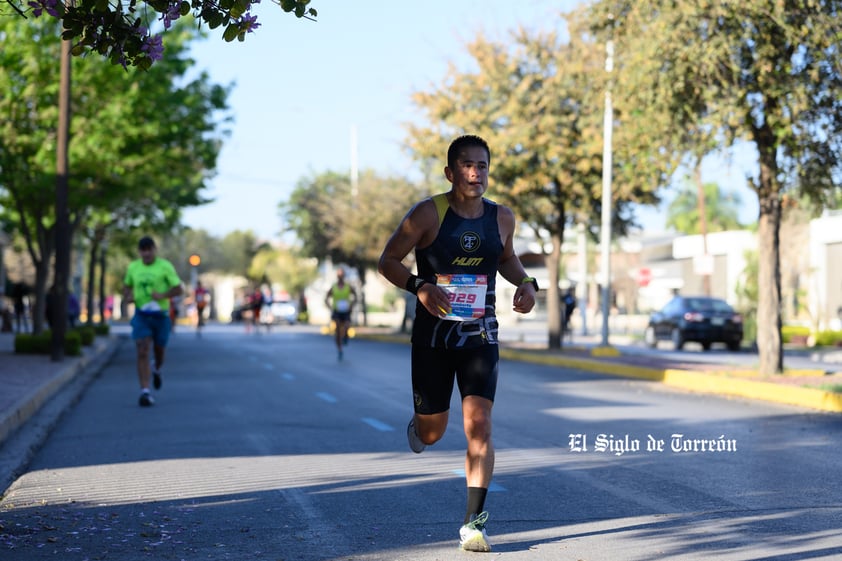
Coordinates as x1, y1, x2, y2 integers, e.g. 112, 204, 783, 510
812, 384, 842, 393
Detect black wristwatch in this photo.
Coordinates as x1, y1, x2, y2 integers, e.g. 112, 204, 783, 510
406, 275, 429, 295
521, 276, 539, 291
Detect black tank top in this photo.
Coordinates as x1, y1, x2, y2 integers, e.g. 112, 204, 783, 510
412, 194, 503, 349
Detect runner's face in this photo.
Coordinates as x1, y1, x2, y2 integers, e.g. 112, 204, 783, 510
139, 246, 156, 265
447, 146, 489, 197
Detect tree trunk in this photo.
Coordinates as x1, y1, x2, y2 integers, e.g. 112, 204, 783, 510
99, 243, 107, 323
546, 234, 563, 350
755, 151, 783, 375
355, 263, 367, 327
86, 240, 99, 324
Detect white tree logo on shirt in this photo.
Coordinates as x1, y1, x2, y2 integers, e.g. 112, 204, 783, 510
460, 231, 481, 253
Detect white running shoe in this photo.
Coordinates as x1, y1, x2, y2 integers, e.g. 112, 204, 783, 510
407, 417, 426, 453
459, 511, 492, 552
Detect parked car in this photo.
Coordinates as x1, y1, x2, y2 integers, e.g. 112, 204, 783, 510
268, 299, 298, 325
644, 296, 743, 351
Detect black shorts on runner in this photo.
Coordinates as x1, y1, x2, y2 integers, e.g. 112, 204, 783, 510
410, 344, 499, 415
332, 311, 352, 323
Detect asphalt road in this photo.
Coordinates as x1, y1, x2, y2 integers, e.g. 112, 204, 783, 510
1, 324, 841, 560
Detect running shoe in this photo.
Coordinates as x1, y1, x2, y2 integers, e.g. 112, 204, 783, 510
459, 511, 491, 552
139, 392, 155, 407
407, 417, 426, 453
153, 370, 162, 390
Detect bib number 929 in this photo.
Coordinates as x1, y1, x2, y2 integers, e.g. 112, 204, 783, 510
448, 292, 477, 304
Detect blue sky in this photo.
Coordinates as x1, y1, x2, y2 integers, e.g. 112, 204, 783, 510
181, 0, 759, 241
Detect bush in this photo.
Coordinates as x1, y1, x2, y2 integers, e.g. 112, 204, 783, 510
14, 330, 82, 356
813, 330, 842, 347
70, 325, 96, 346
782, 325, 811, 344
92, 323, 110, 336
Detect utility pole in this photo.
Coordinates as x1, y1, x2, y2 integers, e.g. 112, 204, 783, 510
599, 16, 615, 348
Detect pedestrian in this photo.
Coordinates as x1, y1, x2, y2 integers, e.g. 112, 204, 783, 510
67, 292, 80, 328
562, 286, 577, 334
12, 282, 29, 333
378, 134, 537, 552
325, 267, 357, 361
122, 236, 184, 407
194, 280, 209, 331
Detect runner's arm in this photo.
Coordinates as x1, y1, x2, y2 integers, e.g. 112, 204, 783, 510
378, 200, 452, 317
496, 206, 536, 314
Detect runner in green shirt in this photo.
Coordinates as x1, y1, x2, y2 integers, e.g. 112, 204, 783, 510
123, 236, 183, 407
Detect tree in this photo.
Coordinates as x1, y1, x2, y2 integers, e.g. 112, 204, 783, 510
665, 181, 743, 235
4, 0, 317, 68
248, 246, 319, 302
589, 0, 842, 374
282, 169, 425, 324
0, 17, 229, 334
405, 12, 674, 349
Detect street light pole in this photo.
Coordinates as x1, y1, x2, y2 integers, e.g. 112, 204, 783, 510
599, 20, 615, 348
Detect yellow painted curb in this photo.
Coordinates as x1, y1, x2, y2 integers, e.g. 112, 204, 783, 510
591, 345, 622, 357
500, 349, 842, 414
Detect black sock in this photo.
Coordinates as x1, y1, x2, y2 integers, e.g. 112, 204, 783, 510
464, 487, 488, 524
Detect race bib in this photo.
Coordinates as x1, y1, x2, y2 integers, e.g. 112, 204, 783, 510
140, 301, 162, 312
436, 274, 487, 321
336, 299, 351, 313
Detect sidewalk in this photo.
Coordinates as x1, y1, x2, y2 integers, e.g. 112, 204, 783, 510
0, 330, 121, 491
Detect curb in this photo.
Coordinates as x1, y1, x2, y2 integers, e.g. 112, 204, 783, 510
0, 336, 122, 495
358, 332, 842, 414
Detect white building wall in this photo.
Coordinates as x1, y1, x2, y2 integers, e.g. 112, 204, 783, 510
809, 212, 842, 330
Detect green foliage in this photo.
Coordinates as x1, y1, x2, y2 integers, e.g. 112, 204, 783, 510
590, 0, 841, 375
780, 327, 842, 347
14, 330, 82, 356
814, 384, 842, 394
735, 248, 758, 342
7, 0, 317, 68
282, 169, 426, 272
666, 180, 744, 234
781, 325, 810, 344
249, 247, 318, 297
813, 331, 842, 348
1, 16, 230, 334
70, 324, 96, 346
91, 323, 110, 336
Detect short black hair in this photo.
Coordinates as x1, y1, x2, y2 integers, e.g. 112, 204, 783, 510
447, 134, 491, 169
138, 236, 156, 249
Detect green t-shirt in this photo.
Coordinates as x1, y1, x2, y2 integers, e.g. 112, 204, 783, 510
124, 257, 182, 313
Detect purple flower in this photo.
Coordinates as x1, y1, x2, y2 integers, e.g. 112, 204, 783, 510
141, 34, 164, 61
238, 13, 260, 33
27, 0, 60, 18
158, 1, 182, 30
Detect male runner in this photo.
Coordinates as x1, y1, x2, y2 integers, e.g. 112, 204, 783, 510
325, 267, 357, 360
123, 236, 183, 406
378, 134, 537, 551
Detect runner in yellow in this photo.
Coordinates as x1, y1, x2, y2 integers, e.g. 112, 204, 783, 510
325, 267, 357, 361
123, 236, 184, 406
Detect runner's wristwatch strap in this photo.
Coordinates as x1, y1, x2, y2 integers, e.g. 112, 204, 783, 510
406, 275, 429, 295
522, 276, 539, 291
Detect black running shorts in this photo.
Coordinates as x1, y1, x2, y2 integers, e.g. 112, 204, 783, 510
410, 344, 499, 415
